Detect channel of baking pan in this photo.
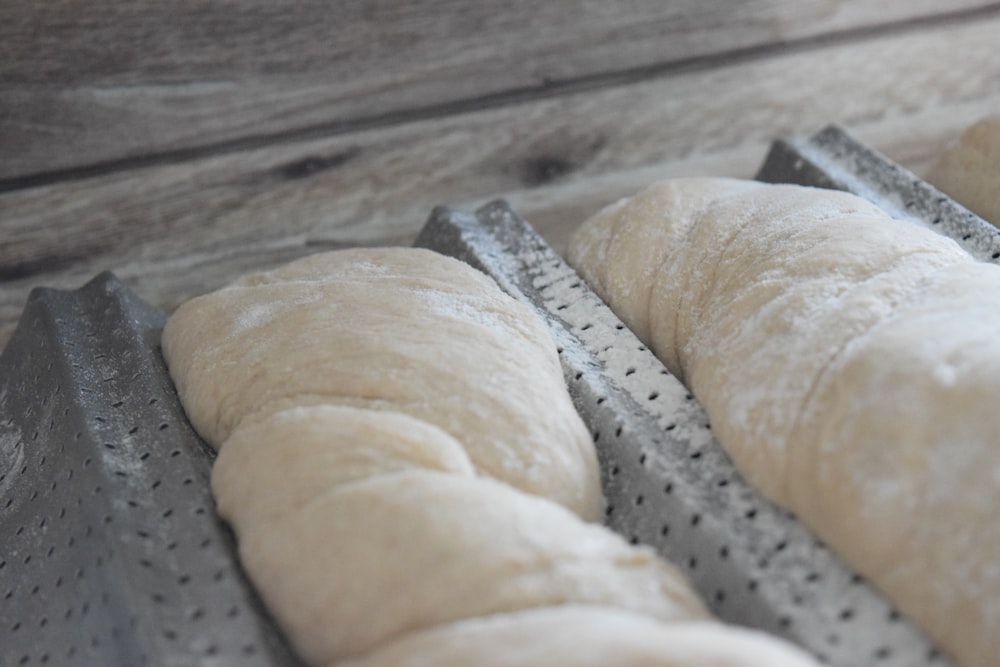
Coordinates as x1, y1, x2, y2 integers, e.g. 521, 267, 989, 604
416, 200, 947, 667
757, 124, 1000, 261
0, 275, 305, 666
1, 125, 982, 666
413, 125, 990, 667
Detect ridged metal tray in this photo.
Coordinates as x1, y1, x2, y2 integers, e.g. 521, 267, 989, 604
757, 124, 999, 261
1, 124, 981, 666
0, 274, 303, 667
416, 199, 948, 667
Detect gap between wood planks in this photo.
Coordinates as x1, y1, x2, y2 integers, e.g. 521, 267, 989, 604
2, 1, 998, 195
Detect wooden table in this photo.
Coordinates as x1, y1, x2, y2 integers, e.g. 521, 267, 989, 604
3, 1, 999, 349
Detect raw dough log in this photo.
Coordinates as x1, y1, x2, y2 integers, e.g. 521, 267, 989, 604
162, 247, 601, 520
164, 246, 822, 667
568, 177, 1000, 667
212, 405, 476, 529
238, 469, 710, 664
926, 114, 1000, 225
336, 606, 819, 667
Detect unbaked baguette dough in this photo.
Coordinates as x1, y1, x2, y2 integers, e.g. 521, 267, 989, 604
162, 246, 601, 520
163, 246, 822, 667
212, 405, 476, 528
926, 114, 1000, 224
568, 177, 1000, 667
238, 469, 709, 664
336, 606, 819, 667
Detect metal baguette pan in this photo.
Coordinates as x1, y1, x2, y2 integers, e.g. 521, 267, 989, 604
757, 124, 1000, 259
0, 274, 304, 666
0, 125, 979, 666
415, 201, 949, 667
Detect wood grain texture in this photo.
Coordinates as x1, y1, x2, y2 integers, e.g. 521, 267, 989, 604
3, 13, 999, 349
3, 0, 998, 181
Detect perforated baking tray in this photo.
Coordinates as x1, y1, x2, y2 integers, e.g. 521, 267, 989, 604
757, 124, 999, 259
1, 125, 978, 667
415, 200, 949, 667
0, 274, 303, 666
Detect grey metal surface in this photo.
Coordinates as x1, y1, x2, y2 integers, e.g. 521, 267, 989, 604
757, 124, 1000, 263
0, 273, 303, 667
416, 201, 949, 667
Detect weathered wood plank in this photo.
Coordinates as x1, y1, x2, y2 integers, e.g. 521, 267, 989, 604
2, 15, 999, 348
2, 0, 998, 180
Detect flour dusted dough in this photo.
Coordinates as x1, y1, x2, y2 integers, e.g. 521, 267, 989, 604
162, 247, 601, 520
568, 177, 1000, 667
239, 470, 709, 664
926, 114, 1000, 224
337, 607, 819, 667
164, 246, 822, 667
211, 405, 476, 530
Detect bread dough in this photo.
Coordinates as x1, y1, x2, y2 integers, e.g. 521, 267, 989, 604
571, 179, 970, 498
164, 246, 820, 667
211, 405, 475, 530
568, 177, 1000, 667
787, 261, 1000, 667
238, 470, 709, 664
926, 114, 1000, 224
162, 247, 601, 520
563, 178, 761, 350
336, 607, 820, 667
